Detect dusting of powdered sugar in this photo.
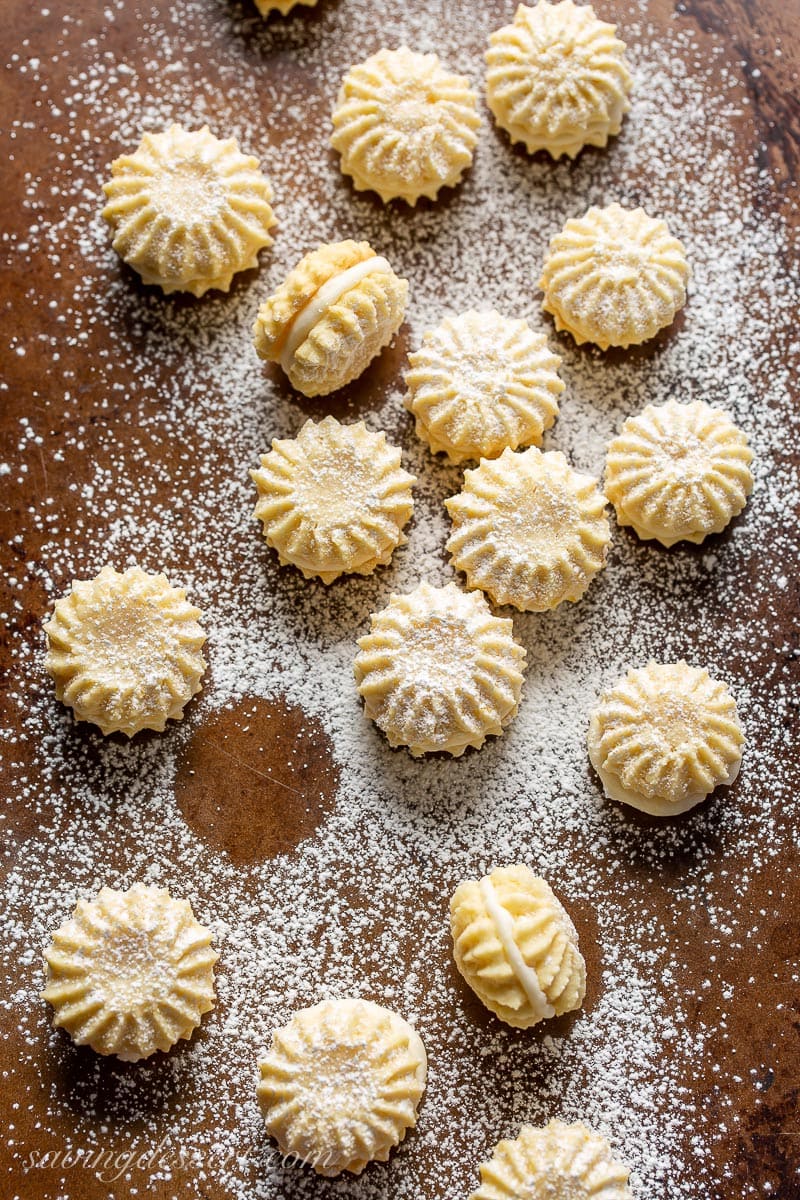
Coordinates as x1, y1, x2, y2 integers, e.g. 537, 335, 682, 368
1, 1, 799, 1199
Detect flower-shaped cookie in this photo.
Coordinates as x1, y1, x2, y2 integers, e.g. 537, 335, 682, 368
470, 1120, 632, 1200
331, 46, 481, 205
486, 1, 632, 158
257, 998, 427, 1176
253, 240, 408, 396
450, 865, 585, 1029
102, 124, 276, 296
354, 581, 526, 757
251, 416, 415, 583
42, 883, 217, 1061
539, 203, 690, 349
605, 400, 754, 546
404, 310, 564, 463
44, 565, 207, 737
588, 660, 744, 816
445, 447, 610, 611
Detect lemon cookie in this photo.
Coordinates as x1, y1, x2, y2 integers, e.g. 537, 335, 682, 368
253, 240, 408, 396
257, 998, 427, 1176
42, 883, 217, 1061
331, 46, 481, 205
539, 203, 690, 350
470, 1119, 633, 1200
354, 581, 526, 757
588, 660, 744, 816
486, 1, 632, 159
251, 416, 415, 584
255, 0, 317, 14
44, 564, 207, 737
445, 447, 610, 611
605, 399, 754, 546
450, 865, 585, 1029
404, 310, 564, 464
102, 124, 276, 297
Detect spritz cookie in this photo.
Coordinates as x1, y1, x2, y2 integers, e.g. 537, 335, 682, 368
486, 1, 632, 159
450, 865, 585, 1029
257, 998, 427, 1176
470, 1119, 632, 1200
605, 400, 754, 546
255, 0, 316, 14
539, 203, 690, 350
251, 416, 415, 584
445, 447, 610, 611
588, 661, 744, 817
44, 565, 207, 737
404, 310, 564, 464
331, 46, 481, 205
354, 581, 526, 757
253, 240, 408, 396
42, 883, 217, 1062
102, 124, 276, 297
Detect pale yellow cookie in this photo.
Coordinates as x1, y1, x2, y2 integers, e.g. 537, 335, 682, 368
354, 581, 526, 757
42, 883, 217, 1062
486, 1, 632, 159
539, 203, 690, 350
254, 0, 317, 15
44, 565, 206, 737
257, 998, 427, 1176
251, 416, 415, 584
102, 124, 276, 297
588, 660, 744, 817
470, 1119, 633, 1200
331, 46, 481, 205
445, 447, 610, 611
450, 865, 585, 1029
253, 240, 409, 396
605, 399, 754, 546
404, 310, 564, 464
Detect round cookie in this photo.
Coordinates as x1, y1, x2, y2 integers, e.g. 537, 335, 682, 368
539, 203, 690, 350
102, 124, 276, 296
253, 240, 409, 396
331, 46, 480, 205
486, 1, 632, 158
588, 660, 745, 816
470, 1120, 633, 1200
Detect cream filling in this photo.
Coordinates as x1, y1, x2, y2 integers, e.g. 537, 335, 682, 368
279, 255, 393, 373
479, 876, 555, 1022
591, 753, 742, 818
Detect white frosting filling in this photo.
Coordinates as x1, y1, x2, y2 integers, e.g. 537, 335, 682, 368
280, 255, 393, 373
479, 875, 555, 1022
593, 756, 742, 818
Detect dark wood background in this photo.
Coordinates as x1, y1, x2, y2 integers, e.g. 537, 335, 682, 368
1, 1, 799, 1198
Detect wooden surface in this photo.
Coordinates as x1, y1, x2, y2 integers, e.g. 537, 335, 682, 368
1, 1, 799, 1198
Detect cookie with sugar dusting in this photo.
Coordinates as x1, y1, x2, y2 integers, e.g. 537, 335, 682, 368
253, 240, 408, 397
445, 446, 611, 611
470, 1119, 633, 1200
588, 660, 744, 816
486, 1, 632, 159
539, 203, 690, 350
404, 309, 564, 464
102, 124, 276, 297
331, 46, 481, 205
257, 998, 427, 1176
42, 883, 217, 1061
251, 416, 415, 584
254, 0, 317, 14
605, 399, 754, 546
354, 581, 526, 757
450, 864, 585, 1029
44, 564, 207, 737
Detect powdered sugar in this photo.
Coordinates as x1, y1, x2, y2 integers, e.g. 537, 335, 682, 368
1, 1, 798, 1198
